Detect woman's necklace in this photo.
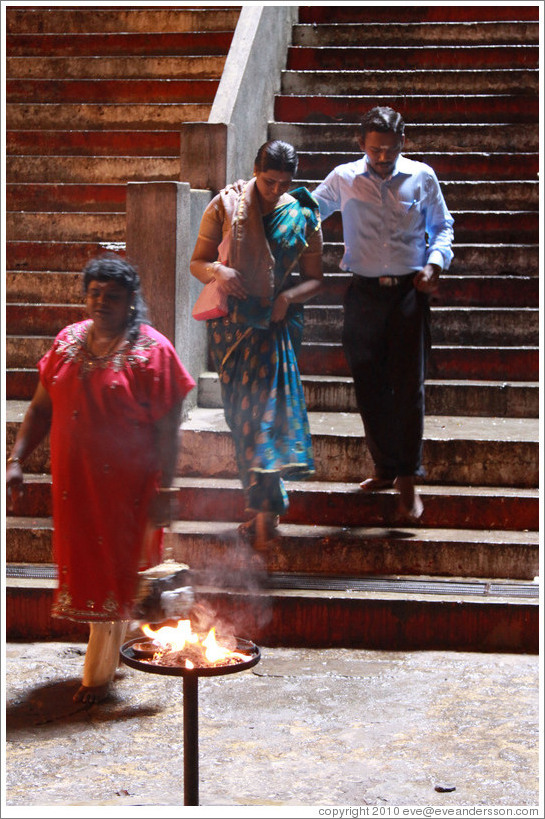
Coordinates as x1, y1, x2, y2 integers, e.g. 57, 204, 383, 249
86, 325, 127, 358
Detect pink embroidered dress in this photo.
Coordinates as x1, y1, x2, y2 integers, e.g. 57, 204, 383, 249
38, 320, 195, 623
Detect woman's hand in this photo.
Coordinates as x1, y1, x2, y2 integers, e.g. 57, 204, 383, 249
214, 263, 248, 300
271, 292, 291, 323
6, 459, 24, 512
148, 489, 177, 529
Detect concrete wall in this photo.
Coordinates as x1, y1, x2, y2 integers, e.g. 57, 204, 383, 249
180, 5, 298, 190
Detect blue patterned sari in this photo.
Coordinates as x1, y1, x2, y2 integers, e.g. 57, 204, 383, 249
207, 187, 320, 514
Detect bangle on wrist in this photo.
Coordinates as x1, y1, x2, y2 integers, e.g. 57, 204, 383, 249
207, 260, 221, 280
7, 456, 21, 466
157, 487, 177, 494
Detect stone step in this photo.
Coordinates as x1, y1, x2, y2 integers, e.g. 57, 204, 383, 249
316, 273, 538, 308
6, 30, 236, 57
6, 54, 227, 80
4, 404, 539, 489
281, 70, 538, 96
6, 240, 124, 274
298, 343, 538, 383
4, 470, 539, 534
275, 94, 538, 125
5, 346, 539, 401
5, 240, 538, 277
6, 156, 180, 185
6, 78, 219, 104
297, 151, 540, 181
6, 103, 213, 130
303, 305, 538, 346
321, 210, 538, 245
6, 183, 127, 212
6, 212, 126, 243
4, 569, 538, 651
5, 515, 538, 581
198, 372, 539, 419
287, 44, 539, 70
7, 270, 537, 310
297, 7, 539, 24
5, 7, 241, 34
6, 131, 181, 157
269, 122, 539, 153
5, 301, 536, 346
176, 409, 538, 489
293, 22, 540, 47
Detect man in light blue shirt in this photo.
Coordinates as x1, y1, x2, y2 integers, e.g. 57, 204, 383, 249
313, 106, 454, 522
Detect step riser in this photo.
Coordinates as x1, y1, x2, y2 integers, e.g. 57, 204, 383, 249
7, 482, 538, 532
276, 95, 538, 125
6, 8, 241, 34
269, 123, 539, 153
5, 421, 538, 488
6, 103, 212, 130
6, 212, 125, 243
293, 22, 540, 47
299, 345, 538, 382
6, 132, 181, 158
287, 45, 539, 70
6, 55, 226, 80
321, 212, 538, 245
298, 153, 540, 181
5, 241, 539, 276
9, 272, 537, 310
7, 303, 536, 345
303, 307, 538, 347
177, 434, 538, 488
6, 346, 538, 400
7, 156, 180, 185
281, 70, 538, 96
199, 375, 539, 419
6, 184, 126, 213
6, 31, 235, 57
4, 585, 537, 652
297, 8, 540, 23
7, 78, 219, 104
319, 275, 538, 308
7, 241, 122, 273
6, 525, 537, 581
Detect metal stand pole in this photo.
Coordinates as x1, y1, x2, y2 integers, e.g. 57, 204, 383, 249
183, 674, 199, 806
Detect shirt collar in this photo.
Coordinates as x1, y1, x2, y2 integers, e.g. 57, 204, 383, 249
361, 154, 410, 181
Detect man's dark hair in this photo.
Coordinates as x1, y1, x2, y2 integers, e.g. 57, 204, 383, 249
254, 140, 299, 175
82, 252, 150, 340
359, 107, 405, 140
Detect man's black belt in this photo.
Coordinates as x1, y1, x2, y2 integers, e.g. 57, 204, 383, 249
351, 273, 416, 287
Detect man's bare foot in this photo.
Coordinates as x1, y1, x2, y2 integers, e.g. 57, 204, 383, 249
394, 476, 424, 523
359, 476, 394, 492
73, 683, 111, 704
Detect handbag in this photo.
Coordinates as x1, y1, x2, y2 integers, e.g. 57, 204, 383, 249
191, 278, 228, 321
192, 232, 230, 321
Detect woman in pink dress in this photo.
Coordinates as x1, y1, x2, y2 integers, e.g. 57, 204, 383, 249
6, 253, 195, 703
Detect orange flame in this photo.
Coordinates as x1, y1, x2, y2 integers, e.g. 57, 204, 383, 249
141, 620, 247, 667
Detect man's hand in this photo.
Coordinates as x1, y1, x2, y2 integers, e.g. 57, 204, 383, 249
414, 263, 441, 294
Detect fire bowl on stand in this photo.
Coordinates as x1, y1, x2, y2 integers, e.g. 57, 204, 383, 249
120, 635, 261, 805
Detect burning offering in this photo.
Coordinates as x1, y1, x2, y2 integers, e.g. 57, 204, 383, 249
139, 620, 251, 669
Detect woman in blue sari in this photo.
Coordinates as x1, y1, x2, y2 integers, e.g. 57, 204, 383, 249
190, 141, 323, 546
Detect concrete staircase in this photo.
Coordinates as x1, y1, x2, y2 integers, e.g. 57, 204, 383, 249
5, 5, 539, 651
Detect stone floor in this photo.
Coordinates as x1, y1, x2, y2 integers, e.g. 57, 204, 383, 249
2, 639, 541, 815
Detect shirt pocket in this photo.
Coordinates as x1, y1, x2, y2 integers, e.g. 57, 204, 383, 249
398, 198, 422, 230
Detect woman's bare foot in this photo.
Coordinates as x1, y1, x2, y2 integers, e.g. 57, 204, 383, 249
359, 476, 395, 492
254, 512, 280, 547
73, 683, 111, 704
394, 476, 424, 523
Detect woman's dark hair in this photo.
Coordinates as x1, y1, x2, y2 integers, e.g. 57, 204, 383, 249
359, 106, 405, 140
82, 253, 149, 340
254, 140, 299, 176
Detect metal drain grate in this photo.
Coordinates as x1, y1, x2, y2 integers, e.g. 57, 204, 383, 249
265, 574, 539, 599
